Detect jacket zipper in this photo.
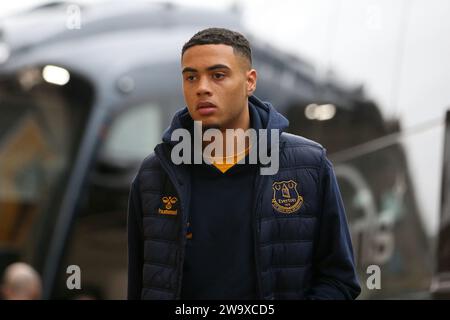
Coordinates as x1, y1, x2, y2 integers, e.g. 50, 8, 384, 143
253, 173, 265, 299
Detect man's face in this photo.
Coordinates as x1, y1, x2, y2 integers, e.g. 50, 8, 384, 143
181, 44, 257, 131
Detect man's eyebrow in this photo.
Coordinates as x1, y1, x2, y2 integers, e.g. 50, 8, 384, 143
182, 67, 197, 74
207, 64, 231, 71
182, 64, 231, 73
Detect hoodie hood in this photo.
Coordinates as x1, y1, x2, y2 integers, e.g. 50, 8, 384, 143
161, 95, 289, 146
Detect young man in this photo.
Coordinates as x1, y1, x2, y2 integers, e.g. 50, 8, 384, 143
127, 28, 361, 300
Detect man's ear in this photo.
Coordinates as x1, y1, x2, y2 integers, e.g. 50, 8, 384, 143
246, 69, 257, 96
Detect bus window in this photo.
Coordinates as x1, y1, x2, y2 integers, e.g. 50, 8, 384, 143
0, 68, 93, 274
101, 103, 162, 163
56, 102, 163, 299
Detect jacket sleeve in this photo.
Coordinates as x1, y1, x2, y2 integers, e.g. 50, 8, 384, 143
127, 178, 144, 300
306, 154, 361, 300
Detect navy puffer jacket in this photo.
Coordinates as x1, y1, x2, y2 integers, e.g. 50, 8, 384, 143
127, 95, 361, 300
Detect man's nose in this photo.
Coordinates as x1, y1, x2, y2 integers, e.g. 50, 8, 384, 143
196, 77, 212, 96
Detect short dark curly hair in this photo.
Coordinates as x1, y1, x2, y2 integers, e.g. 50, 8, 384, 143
181, 27, 252, 67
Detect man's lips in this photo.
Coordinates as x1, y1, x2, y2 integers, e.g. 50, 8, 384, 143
196, 102, 217, 116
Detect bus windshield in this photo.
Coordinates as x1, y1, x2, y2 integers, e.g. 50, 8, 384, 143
0, 67, 93, 270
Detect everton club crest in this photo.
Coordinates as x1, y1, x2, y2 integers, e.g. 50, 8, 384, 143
272, 180, 303, 214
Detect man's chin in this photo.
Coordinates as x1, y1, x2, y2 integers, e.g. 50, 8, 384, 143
202, 123, 222, 131
195, 119, 222, 131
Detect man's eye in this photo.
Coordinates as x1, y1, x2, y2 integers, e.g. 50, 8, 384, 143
212, 73, 225, 80
185, 75, 196, 81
